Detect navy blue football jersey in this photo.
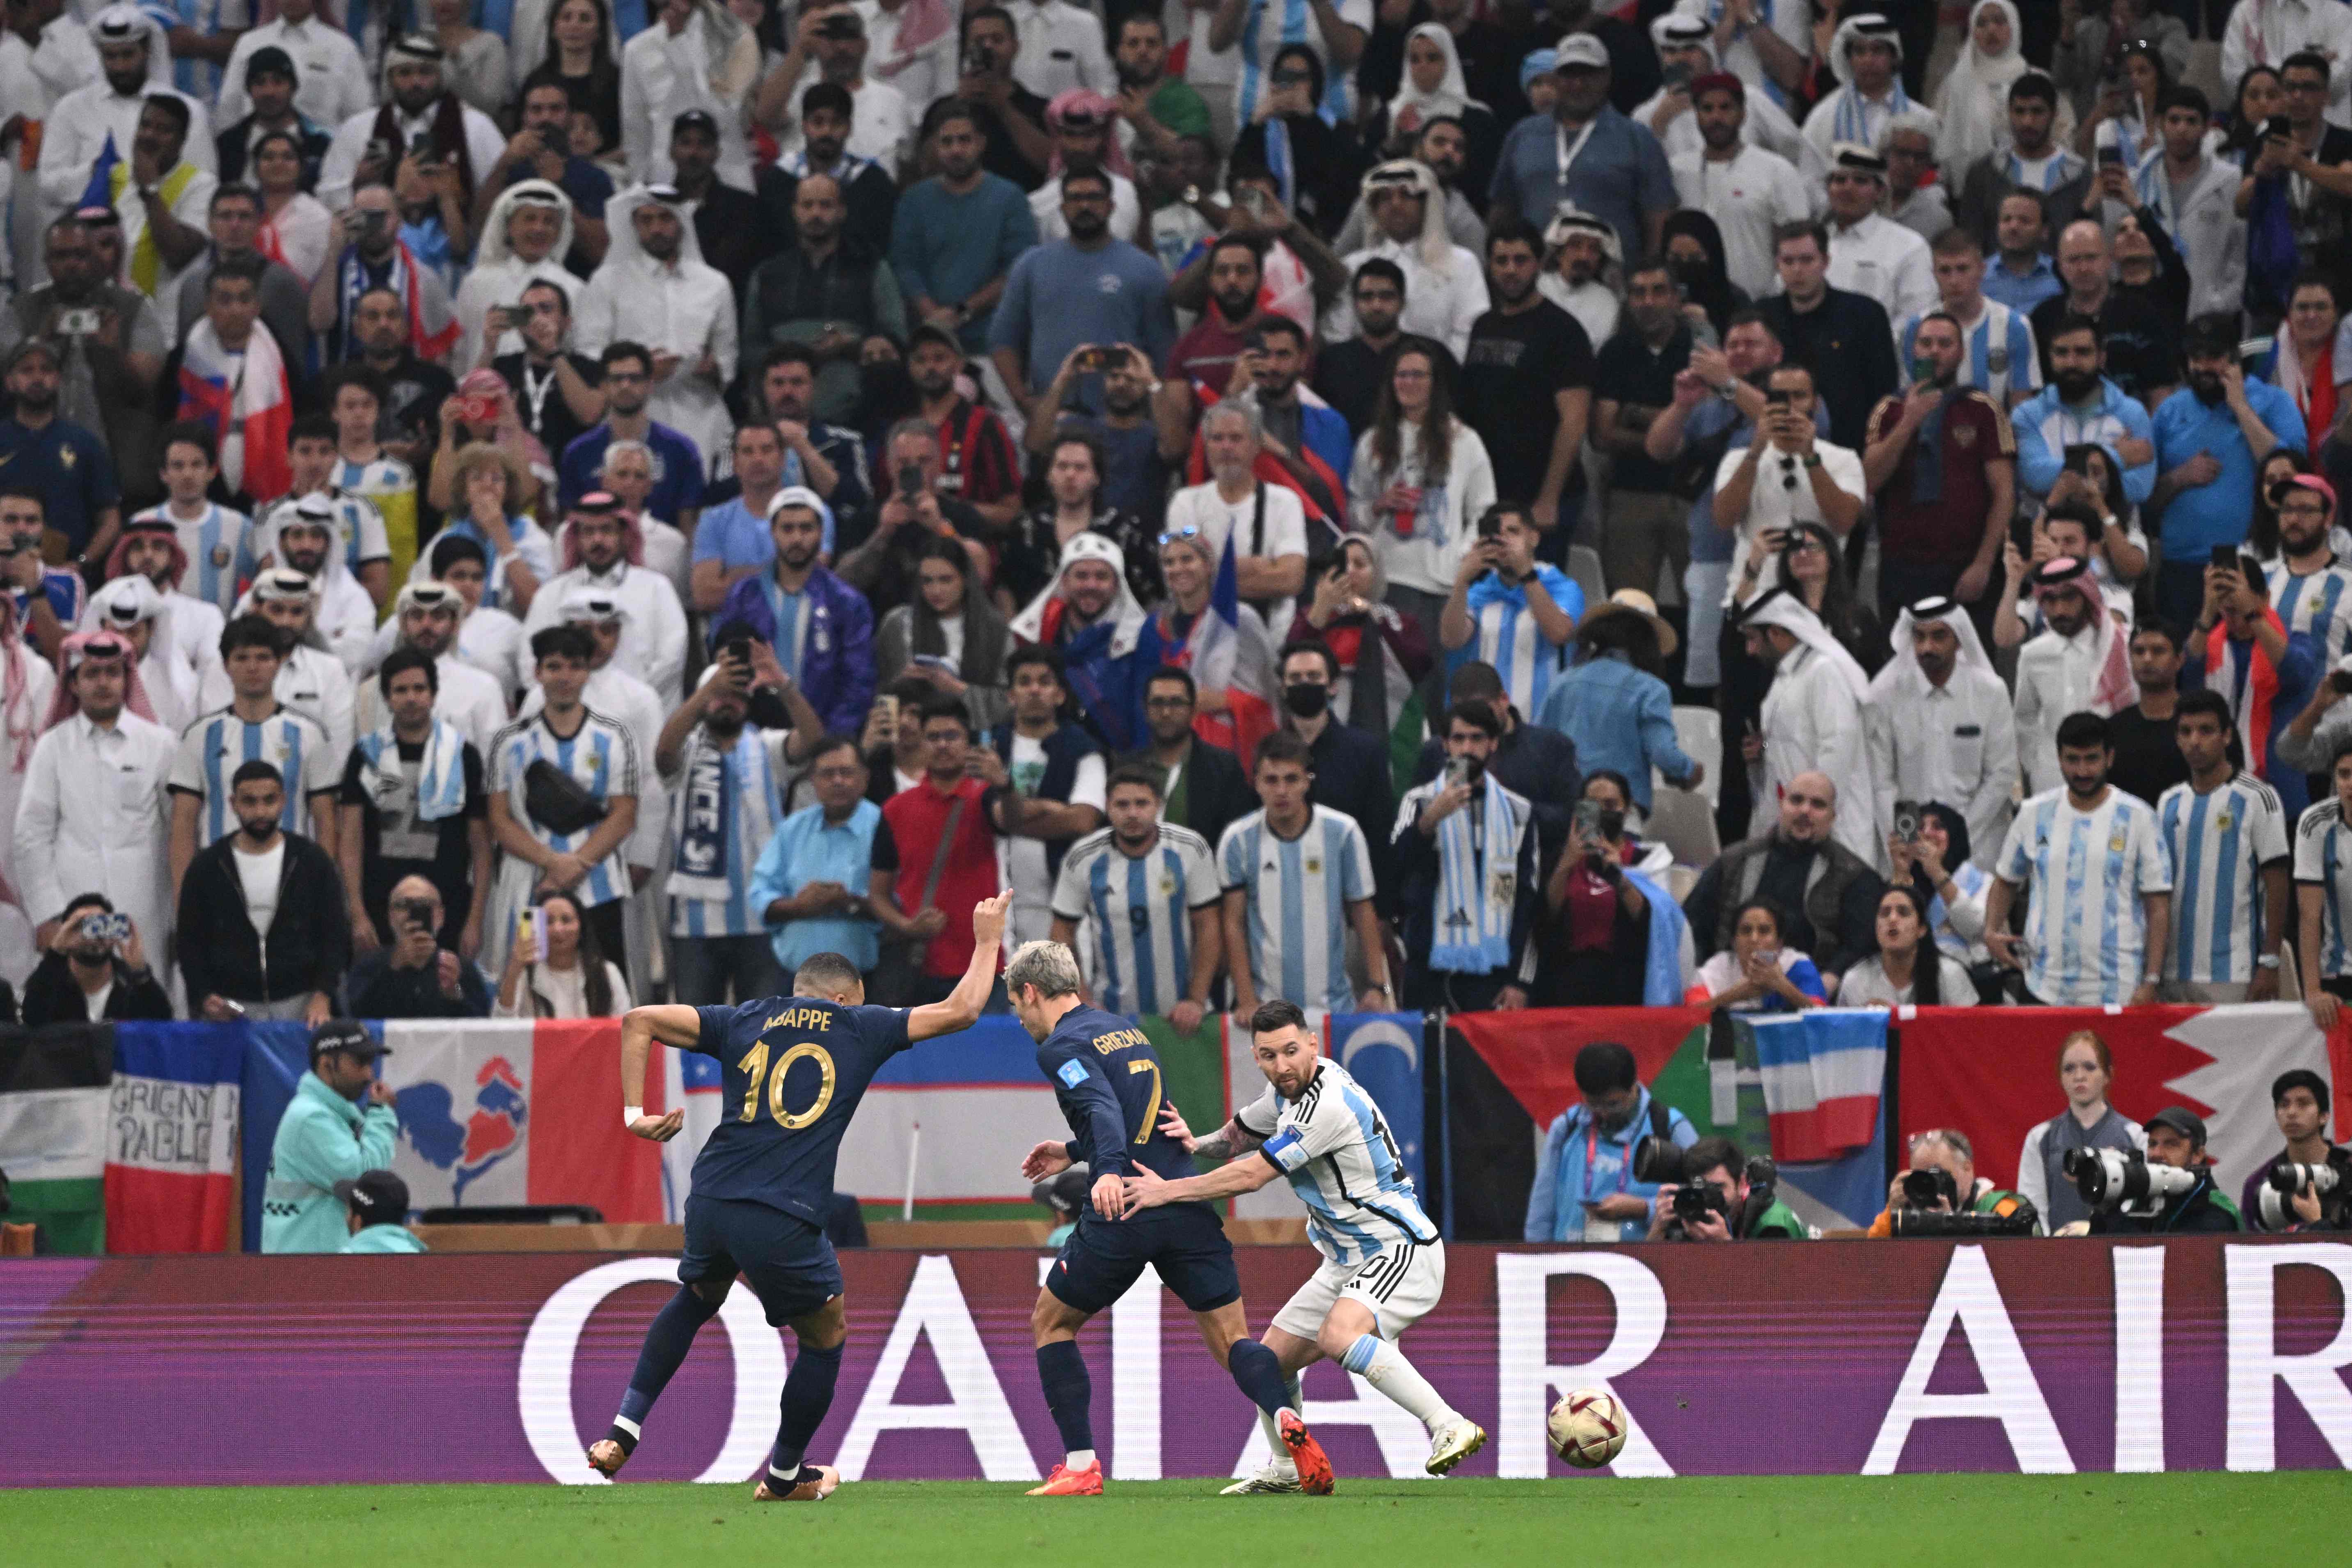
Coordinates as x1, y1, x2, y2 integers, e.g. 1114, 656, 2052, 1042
1037, 1003, 1195, 1185
689, 999, 912, 1225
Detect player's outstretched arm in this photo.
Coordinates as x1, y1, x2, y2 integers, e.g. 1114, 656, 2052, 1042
907, 889, 1014, 1042
1160, 1099, 1262, 1164
1123, 1151, 1281, 1212
619, 1004, 703, 1142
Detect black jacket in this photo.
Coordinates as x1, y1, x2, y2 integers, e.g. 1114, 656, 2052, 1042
1118, 736, 1255, 861
343, 947, 491, 1019
176, 832, 351, 1006
1754, 287, 1899, 451
21, 953, 173, 1026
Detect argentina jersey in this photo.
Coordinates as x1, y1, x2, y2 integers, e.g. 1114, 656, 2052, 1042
668, 727, 789, 938
1901, 302, 2039, 405
1997, 787, 2173, 1003
2158, 774, 2289, 984
689, 996, 912, 1226
1219, 806, 1376, 1014
167, 705, 337, 845
2267, 560, 2352, 664
490, 708, 641, 907
1051, 824, 1220, 1017
2295, 797, 2352, 978
1460, 564, 1585, 719
143, 502, 256, 615
1234, 1059, 1437, 1266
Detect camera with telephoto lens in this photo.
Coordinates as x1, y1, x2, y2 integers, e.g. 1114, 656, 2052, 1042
2066, 1147, 2200, 1211
2258, 1151, 2352, 1229
1633, 1138, 1779, 1237
1885, 1165, 2039, 1236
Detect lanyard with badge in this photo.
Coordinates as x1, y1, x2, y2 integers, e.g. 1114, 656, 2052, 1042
1555, 117, 1598, 201
521, 361, 559, 437
1573, 1107, 1633, 1240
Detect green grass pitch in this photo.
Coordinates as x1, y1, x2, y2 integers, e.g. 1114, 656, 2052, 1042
11, 1475, 2338, 1566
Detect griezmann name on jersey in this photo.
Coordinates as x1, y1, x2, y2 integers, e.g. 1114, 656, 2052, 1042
1037, 1003, 1197, 1186
689, 998, 911, 1227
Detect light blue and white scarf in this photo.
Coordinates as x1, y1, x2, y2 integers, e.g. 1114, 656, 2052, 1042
2004, 146, 2084, 192
1833, 78, 1914, 145
356, 716, 467, 821
1236, 0, 1349, 128
1431, 771, 1518, 973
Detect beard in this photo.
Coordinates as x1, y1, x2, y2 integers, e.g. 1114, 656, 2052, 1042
2188, 372, 2226, 404
2053, 370, 2100, 403
1067, 211, 1109, 241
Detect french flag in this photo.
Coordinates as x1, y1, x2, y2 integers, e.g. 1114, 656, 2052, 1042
175, 316, 295, 504
104, 1024, 245, 1253
1181, 531, 1278, 769
1750, 1009, 1887, 1164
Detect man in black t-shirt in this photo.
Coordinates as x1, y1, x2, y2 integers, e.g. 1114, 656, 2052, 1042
1459, 222, 1593, 560
957, 7, 1052, 190
2029, 220, 2173, 405
1592, 257, 1694, 596
336, 648, 491, 952
1311, 258, 1406, 439
2105, 619, 2194, 809
490, 278, 605, 465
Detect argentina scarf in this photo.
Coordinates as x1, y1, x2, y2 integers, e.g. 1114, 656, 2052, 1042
1430, 772, 1517, 973
1833, 78, 1913, 146
669, 729, 780, 903
356, 717, 467, 821
2004, 146, 2084, 192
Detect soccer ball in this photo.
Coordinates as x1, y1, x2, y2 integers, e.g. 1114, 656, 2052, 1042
1548, 1388, 1628, 1469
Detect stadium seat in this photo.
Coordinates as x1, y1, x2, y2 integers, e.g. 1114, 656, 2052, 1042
1648, 786, 1720, 870
1567, 545, 1607, 614
1666, 705, 1722, 806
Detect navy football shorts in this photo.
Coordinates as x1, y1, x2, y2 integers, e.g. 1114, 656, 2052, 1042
1045, 1201, 1241, 1315
679, 1194, 844, 1325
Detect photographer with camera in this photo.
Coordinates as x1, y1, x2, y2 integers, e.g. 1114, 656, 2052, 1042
20, 895, 172, 1025
341, 873, 489, 1018
1526, 1042, 1697, 1244
1868, 1129, 2039, 1237
2073, 1106, 2243, 1234
2242, 1069, 2350, 1232
1643, 1135, 1807, 1241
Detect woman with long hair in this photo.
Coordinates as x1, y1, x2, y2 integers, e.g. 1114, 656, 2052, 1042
875, 538, 1012, 733
1286, 536, 1432, 787
1660, 210, 1745, 343
999, 429, 1159, 611
495, 890, 632, 1018
2082, 36, 2169, 166
1684, 899, 1824, 1012
2219, 64, 2283, 158
252, 131, 333, 288
1228, 43, 1363, 239
1770, 520, 1886, 673
1888, 801, 1994, 966
1347, 335, 1497, 658
515, 0, 624, 151
2015, 1029, 2146, 1230
1841, 885, 1980, 1006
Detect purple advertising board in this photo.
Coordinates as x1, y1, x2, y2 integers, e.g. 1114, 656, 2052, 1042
1, 1239, 2348, 1487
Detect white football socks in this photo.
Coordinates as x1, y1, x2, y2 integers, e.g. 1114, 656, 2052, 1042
1344, 1333, 1458, 1431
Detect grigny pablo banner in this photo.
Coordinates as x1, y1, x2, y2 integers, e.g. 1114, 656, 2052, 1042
2, 1240, 2346, 1487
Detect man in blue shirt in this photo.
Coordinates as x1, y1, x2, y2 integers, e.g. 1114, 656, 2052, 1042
2010, 315, 2157, 513
889, 104, 1040, 356
2150, 314, 2309, 633
1487, 33, 1673, 268
1007, 938, 1330, 1497
1981, 190, 2065, 314
557, 341, 707, 519
0, 489, 86, 659
749, 735, 884, 978
0, 340, 123, 568
1525, 1042, 1697, 1244
989, 168, 1175, 420
591, 891, 1010, 1501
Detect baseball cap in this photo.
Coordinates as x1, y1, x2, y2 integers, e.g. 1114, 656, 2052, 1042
246, 44, 297, 84
1555, 33, 1610, 71
334, 1168, 411, 1224
671, 108, 720, 138
908, 322, 964, 357
2145, 1106, 2207, 1145
2274, 471, 2337, 511
309, 1018, 388, 1061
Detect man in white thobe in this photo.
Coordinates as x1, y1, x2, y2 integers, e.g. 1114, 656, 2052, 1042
1865, 595, 2020, 870
574, 185, 738, 467
1741, 587, 1879, 868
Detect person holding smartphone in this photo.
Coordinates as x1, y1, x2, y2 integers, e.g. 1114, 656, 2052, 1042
343, 873, 491, 1018
20, 895, 171, 1025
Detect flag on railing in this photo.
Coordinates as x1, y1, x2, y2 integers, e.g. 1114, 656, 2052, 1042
1174, 531, 1277, 770
0, 1026, 110, 1254
104, 1024, 242, 1253
1751, 1009, 1887, 1163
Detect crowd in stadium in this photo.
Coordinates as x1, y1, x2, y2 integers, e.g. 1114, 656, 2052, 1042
1, 0, 2352, 1211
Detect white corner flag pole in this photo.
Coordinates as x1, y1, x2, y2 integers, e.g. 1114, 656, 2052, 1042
902, 1121, 921, 1222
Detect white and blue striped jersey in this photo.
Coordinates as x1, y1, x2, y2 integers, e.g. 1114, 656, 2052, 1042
257, 491, 392, 580
139, 501, 256, 616
2156, 774, 2289, 984
1899, 300, 2041, 405
1051, 823, 1221, 1017
2267, 559, 2352, 665
332, 455, 413, 505
665, 726, 789, 938
166, 704, 340, 847
1234, 1058, 1438, 1265
2294, 797, 2352, 978
1218, 806, 1376, 1015
1997, 786, 2174, 1004
490, 708, 642, 909
1463, 564, 1584, 719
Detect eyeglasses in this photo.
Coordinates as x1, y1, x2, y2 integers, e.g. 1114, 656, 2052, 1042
1392, 367, 1432, 382
2279, 501, 2330, 518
